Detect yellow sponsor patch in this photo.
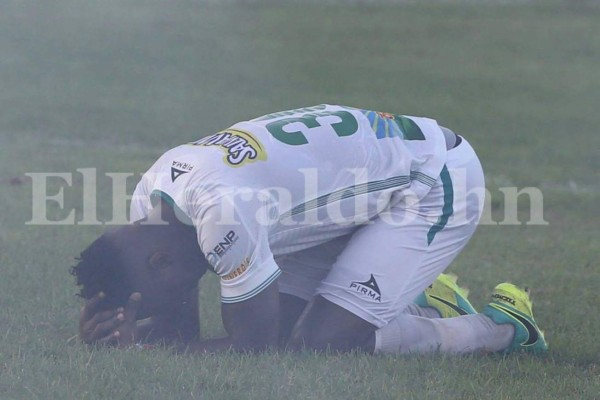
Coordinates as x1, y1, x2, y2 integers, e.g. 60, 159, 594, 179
190, 128, 267, 167
222, 257, 250, 281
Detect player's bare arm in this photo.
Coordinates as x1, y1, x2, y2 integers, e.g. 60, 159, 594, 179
74, 200, 283, 352
182, 280, 280, 353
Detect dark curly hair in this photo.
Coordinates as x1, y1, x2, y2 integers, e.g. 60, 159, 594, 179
70, 234, 134, 310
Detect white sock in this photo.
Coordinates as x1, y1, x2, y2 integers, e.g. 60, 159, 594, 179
403, 304, 441, 319
375, 313, 514, 354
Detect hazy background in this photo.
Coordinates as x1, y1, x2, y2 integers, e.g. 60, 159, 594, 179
0, 1, 599, 399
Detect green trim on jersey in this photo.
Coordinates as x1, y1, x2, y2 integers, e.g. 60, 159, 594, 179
280, 175, 412, 219
410, 171, 437, 187
427, 166, 453, 245
220, 269, 282, 304
150, 190, 193, 225
252, 105, 327, 122
359, 110, 426, 141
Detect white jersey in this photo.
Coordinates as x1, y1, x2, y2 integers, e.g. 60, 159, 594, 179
130, 104, 448, 303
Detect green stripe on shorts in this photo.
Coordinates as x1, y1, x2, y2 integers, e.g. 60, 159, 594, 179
427, 166, 453, 245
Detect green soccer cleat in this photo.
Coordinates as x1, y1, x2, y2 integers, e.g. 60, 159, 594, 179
483, 283, 548, 353
414, 273, 478, 318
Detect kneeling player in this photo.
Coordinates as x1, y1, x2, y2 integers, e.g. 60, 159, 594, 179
72, 105, 547, 354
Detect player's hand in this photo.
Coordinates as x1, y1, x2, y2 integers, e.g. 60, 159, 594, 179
79, 291, 125, 345
97, 292, 142, 348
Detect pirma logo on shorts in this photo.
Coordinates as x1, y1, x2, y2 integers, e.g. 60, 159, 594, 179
350, 274, 382, 302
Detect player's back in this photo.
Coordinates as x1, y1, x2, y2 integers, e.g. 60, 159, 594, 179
134, 105, 448, 253
187, 104, 446, 204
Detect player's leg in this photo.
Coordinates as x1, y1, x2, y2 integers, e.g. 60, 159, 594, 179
375, 283, 548, 354
278, 238, 466, 348
282, 259, 493, 352
375, 136, 546, 354
287, 200, 434, 352
281, 144, 541, 355
278, 293, 307, 346
287, 134, 496, 353
373, 134, 500, 353
276, 235, 351, 345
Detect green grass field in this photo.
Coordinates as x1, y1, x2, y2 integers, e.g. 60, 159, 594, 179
1, 1, 599, 398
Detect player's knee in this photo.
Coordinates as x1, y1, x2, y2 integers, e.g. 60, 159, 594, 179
287, 322, 374, 353
287, 323, 336, 352
286, 296, 376, 352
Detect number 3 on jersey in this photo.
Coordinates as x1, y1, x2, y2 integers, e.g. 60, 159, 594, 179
266, 111, 358, 146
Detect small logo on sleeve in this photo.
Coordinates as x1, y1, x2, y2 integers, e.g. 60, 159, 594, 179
170, 161, 194, 182
350, 274, 382, 302
222, 257, 250, 281
205, 230, 239, 265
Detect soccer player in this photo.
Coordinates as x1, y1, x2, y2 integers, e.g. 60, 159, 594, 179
72, 105, 547, 354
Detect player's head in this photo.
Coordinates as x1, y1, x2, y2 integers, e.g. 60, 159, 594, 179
71, 210, 208, 316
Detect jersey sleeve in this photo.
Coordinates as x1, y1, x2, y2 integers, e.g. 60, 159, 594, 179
129, 158, 164, 222
190, 188, 281, 304
129, 182, 149, 222
136, 147, 200, 227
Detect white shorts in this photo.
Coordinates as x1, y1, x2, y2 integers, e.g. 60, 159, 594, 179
276, 137, 485, 328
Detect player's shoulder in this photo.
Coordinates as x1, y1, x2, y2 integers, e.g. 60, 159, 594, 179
246, 104, 437, 132
153, 143, 201, 169
247, 104, 356, 121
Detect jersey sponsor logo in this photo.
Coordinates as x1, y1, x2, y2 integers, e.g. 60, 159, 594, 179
190, 128, 267, 167
350, 274, 382, 302
222, 257, 250, 281
205, 230, 239, 264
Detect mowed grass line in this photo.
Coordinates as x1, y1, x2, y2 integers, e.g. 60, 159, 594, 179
1, 2, 599, 399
